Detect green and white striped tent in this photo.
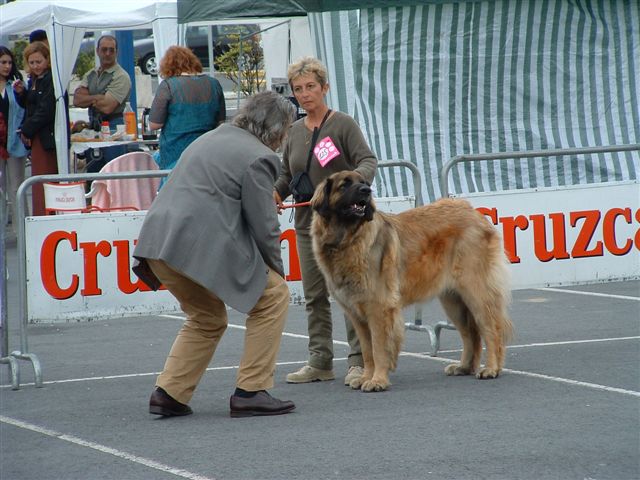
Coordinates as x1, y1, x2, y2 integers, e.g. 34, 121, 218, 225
179, 0, 639, 202
311, 0, 639, 201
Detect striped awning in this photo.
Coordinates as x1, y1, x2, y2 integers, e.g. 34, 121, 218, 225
311, 0, 639, 201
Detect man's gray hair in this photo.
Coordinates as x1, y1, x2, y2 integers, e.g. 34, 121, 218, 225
232, 91, 296, 150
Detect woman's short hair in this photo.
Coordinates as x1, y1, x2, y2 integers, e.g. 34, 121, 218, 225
232, 91, 296, 150
23, 41, 50, 75
159, 46, 203, 78
287, 56, 328, 88
0, 46, 23, 82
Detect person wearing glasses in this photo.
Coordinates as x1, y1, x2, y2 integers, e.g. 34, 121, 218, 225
73, 35, 132, 133
73, 35, 133, 170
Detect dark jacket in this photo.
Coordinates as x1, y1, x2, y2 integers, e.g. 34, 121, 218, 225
18, 70, 56, 151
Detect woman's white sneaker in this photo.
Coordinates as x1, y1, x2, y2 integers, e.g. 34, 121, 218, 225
286, 365, 335, 383
344, 366, 364, 385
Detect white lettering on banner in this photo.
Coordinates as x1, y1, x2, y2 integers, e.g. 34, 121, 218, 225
24, 183, 638, 322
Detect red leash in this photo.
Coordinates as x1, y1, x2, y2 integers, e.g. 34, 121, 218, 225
281, 201, 311, 209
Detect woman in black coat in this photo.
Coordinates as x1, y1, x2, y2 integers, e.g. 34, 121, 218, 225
14, 41, 57, 216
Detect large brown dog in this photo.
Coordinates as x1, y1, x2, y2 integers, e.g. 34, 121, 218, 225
310, 171, 513, 392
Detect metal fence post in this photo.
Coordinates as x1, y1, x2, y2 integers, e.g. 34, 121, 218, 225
9, 169, 169, 389
1, 179, 20, 389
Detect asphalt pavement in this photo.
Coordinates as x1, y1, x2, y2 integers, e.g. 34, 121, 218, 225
1, 239, 639, 480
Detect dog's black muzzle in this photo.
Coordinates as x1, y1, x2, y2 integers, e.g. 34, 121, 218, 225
340, 184, 372, 218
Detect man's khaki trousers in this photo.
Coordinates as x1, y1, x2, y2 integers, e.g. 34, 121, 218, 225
147, 259, 289, 405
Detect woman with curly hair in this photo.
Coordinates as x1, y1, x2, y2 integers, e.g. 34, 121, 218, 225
149, 46, 226, 186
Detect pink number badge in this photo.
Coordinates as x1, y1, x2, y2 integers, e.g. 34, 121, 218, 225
314, 136, 341, 167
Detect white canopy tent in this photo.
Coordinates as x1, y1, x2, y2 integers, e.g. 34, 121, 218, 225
0, 0, 178, 174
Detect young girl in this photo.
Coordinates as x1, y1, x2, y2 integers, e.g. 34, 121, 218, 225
0, 46, 28, 230
14, 41, 57, 216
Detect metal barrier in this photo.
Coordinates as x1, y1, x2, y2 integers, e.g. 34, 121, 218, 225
5, 170, 170, 389
433, 143, 640, 355
16, 149, 617, 385
1, 178, 20, 390
377, 161, 424, 207
440, 144, 640, 198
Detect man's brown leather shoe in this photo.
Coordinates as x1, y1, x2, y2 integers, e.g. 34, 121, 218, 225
229, 391, 295, 417
149, 387, 193, 417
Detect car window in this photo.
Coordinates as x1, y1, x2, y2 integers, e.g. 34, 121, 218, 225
133, 29, 152, 40
187, 26, 208, 37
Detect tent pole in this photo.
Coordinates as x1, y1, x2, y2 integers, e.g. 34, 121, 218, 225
236, 36, 242, 110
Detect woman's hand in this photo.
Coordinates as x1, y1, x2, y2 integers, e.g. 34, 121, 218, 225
12, 80, 25, 95
274, 190, 284, 214
19, 132, 31, 148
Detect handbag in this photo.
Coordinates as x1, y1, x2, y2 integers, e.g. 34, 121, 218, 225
288, 109, 332, 203
132, 257, 162, 291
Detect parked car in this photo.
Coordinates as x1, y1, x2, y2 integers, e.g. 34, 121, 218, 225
79, 25, 259, 76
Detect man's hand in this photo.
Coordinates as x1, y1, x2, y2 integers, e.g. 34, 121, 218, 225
92, 93, 119, 115
72, 86, 93, 108
73, 86, 119, 115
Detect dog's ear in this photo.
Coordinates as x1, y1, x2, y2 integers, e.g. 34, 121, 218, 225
364, 196, 376, 222
311, 177, 333, 219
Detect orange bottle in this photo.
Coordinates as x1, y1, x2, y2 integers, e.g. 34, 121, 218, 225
123, 101, 137, 139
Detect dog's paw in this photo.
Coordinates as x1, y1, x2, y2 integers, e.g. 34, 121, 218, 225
476, 367, 500, 379
444, 364, 474, 376
360, 378, 390, 392
349, 376, 367, 390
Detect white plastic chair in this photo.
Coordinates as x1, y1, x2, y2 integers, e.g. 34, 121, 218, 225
43, 182, 96, 214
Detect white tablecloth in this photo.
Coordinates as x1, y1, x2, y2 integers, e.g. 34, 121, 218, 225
70, 140, 137, 155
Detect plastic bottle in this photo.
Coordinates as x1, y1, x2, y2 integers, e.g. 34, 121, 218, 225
123, 101, 137, 139
100, 121, 111, 140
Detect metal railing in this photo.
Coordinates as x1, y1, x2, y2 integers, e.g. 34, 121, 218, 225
440, 144, 640, 197
430, 144, 640, 355
3, 170, 169, 389
1, 177, 20, 389
377, 161, 424, 208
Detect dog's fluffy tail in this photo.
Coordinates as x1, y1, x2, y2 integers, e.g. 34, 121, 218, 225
487, 234, 514, 343
486, 235, 514, 372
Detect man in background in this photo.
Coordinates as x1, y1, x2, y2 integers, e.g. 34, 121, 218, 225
73, 35, 131, 132
73, 34, 133, 171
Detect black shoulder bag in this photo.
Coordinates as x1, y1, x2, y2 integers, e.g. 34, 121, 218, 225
289, 109, 332, 203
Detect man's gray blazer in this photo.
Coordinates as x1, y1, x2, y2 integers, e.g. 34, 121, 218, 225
134, 123, 285, 313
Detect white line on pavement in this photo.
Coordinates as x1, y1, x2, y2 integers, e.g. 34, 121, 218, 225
3, 324, 637, 399
0, 415, 216, 480
436, 335, 640, 353
401, 351, 640, 398
535, 287, 640, 301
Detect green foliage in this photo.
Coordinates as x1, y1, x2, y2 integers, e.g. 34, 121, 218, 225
214, 33, 265, 97
12, 39, 28, 72
73, 51, 95, 79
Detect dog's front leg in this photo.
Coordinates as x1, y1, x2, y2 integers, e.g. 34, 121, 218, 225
360, 317, 393, 392
348, 315, 374, 389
